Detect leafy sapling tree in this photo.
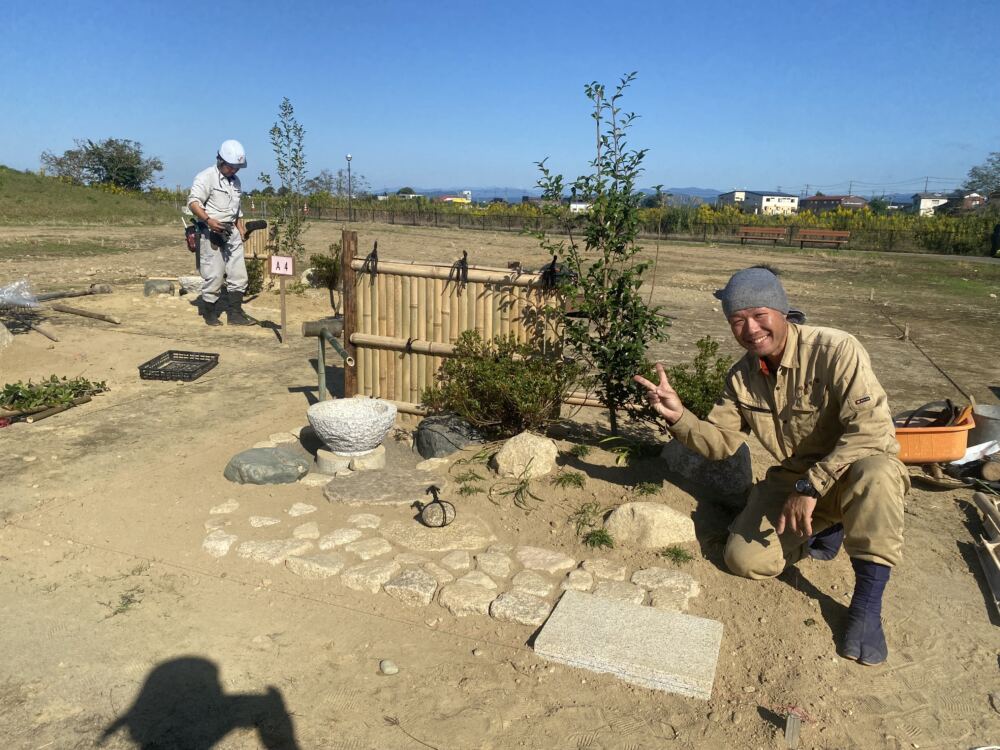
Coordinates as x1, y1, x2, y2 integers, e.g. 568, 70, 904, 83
259, 97, 308, 258
536, 73, 669, 433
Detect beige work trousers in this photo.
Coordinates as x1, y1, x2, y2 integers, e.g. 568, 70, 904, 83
723, 454, 909, 579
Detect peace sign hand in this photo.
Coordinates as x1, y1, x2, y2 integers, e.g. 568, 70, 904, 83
633, 362, 685, 425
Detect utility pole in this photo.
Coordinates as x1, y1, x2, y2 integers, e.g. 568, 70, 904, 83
848, 180, 853, 196
924, 176, 929, 192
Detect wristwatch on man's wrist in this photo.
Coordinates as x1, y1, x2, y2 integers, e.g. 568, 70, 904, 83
794, 478, 819, 498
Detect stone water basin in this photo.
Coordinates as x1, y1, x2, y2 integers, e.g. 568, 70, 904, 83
307, 398, 397, 456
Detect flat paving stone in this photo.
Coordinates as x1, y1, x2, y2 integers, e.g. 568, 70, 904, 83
489, 590, 552, 626
345, 537, 392, 560
380, 516, 495, 553
533, 590, 723, 700
341, 560, 400, 594
288, 503, 317, 517
299, 473, 333, 488
593, 580, 646, 605
632, 568, 702, 611
292, 522, 320, 539
441, 551, 472, 570
323, 461, 447, 505
250, 516, 282, 528
204, 518, 230, 532
438, 582, 496, 617
384, 568, 438, 606
511, 570, 554, 598
318, 528, 363, 549
347, 513, 381, 529
515, 546, 576, 575
394, 552, 429, 565
202, 530, 238, 558
210, 499, 239, 514
237, 539, 314, 565
582, 558, 628, 581
285, 552, 347, 579
476, 551, 513, 579
423, 562, 455, 585
561, 569, 594, 592
457, 570, 498, 590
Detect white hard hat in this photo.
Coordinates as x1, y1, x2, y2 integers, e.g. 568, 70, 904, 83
217, 139, 247, 168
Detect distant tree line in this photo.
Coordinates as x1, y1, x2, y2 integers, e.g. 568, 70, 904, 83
40, 138, 163, 191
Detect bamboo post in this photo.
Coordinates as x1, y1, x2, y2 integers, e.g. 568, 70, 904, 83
50, 304, 121, 325
441, 279, 453, 344
409, 276, 420, 404
391, 274, 403, 402
342, 230, 359, 397
417, 276, 428, 401
474, 281, 485, 338
491, 283, 502, 342
458, 279, 469, 339
400, 275, 411, 405
482, 283, 493, 340
377, 272, 388, 397
432, 277, 444, 377
499, 284, 511, 338
359, 253, 372, 396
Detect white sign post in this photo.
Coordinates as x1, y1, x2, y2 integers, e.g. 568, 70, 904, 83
269, 255, 295, 345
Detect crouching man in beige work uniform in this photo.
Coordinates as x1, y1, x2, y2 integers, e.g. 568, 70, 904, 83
187, 139, 254, 327
635, 267, 908, 665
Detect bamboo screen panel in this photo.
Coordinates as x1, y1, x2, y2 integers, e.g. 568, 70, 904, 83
347, 256, 562, 407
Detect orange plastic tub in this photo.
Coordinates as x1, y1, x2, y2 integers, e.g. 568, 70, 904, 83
894, 407, 975, 464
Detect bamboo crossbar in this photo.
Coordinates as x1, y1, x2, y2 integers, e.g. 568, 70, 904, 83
350, 258, 549, 288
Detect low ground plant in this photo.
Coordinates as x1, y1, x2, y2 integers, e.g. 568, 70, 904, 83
551, 471, 585, 489
1, 375, 107, 411
633, 482, 659, 496
659, 545, 694, 565
583, 529, 614, 549
422, 331, 580, 438
568, 500, 611, 536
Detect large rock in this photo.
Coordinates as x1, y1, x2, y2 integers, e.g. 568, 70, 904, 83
492, 432, 558, 479
178, 275, 204, 295
414, 414, 485, 459
660, 439, 753, 502
224, 447, 311, 485
144, 279, 175, 296
603, 502, 696, 549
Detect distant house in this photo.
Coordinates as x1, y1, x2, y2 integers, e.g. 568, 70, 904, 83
912, 192, 951, 216
440, 190, 473, 204
944, 190, 986, 212
717, 190, 799, 215
799, 195, 868, 213
569, 198, 592, 214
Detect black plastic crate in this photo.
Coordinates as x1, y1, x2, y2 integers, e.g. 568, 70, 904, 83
138, 350, 219, 382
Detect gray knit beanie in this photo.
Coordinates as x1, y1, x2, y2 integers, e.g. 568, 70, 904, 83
714, 267, 790, 317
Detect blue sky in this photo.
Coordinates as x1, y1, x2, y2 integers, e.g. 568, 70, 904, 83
2, 1, 997, 196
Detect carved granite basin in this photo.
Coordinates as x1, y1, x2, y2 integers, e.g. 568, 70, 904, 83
307, 398, 397, 456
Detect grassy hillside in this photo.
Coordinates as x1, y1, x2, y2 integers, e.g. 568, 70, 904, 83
0, 166, 182, 225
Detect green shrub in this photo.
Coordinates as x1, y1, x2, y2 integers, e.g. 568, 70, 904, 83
422, 330, 580, 438
245, 257, 265, 295
309, 241, 342, 289
666, 336, 733, 420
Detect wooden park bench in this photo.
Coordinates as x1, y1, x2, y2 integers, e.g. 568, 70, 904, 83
737, 226, 789, 245
796, 228, 850, 249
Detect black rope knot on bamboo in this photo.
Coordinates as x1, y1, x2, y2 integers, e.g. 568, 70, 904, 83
404, 337, 415, 354
448, 250, 469, 295
360, 241, 378, 283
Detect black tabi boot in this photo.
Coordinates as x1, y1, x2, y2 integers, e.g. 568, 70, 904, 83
226, 291, 256, 326
807, 523, 844, 561
842, 557, 891, 666
203, 297, 222, 327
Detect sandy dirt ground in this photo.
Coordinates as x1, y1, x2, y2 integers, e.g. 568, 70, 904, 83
1, 221, 999, 749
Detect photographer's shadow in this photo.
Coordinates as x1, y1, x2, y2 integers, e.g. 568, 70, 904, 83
100, 656, 300, 749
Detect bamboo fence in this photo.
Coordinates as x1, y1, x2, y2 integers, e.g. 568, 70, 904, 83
340, 230, 569, 414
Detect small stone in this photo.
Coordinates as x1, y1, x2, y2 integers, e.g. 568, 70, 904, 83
253, 441, 278, 449
202, 530, 238, 557
341, 560, 400, 593
511, 570, 554, 598
561, 569, 594, 592
379, 659, 399, 676
298, 473, 333, 487
292, 522, 320, 540
582, 558, 627, 581
237, 539, 314, 565
415, 457, 450, 471
472, 648, 483, 656
489, 590, 552, 626
285, 552, 346, 579
515, 546, 576, 575
250, 516, 281, 528
348, 513, 381, 529
23, 456, 37, 463
423, 562, 455, 585
394, 552, 429, 565
592, 580, 646, 605
438, 582, 496, 616
441, 551, 472, 571
318, 528, 363, 549
316, 449, 352, 475
476, 551, 513, 579
384, 568, 438, 606
488, 544, 514, 554
210, 499, 240, 514
288, 503, 317, 517
144, 279, 174, 296
345, 537, 392, 560
419, 500, 456, 528
632, 568, 701, 611
458, 570, 498, 590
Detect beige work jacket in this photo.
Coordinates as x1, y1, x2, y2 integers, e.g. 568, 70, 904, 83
668, 323, 900, 497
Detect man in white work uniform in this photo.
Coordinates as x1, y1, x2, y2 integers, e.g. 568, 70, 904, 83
187, 140, 255, 326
